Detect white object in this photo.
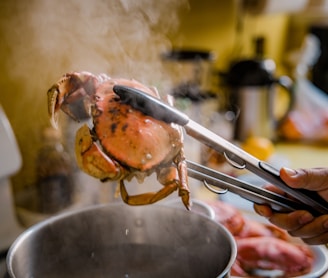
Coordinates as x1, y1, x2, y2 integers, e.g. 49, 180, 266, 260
0, 105, 23, 251
0, 106, 21, 178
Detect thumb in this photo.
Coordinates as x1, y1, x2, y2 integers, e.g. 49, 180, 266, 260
280, 167, 328, 192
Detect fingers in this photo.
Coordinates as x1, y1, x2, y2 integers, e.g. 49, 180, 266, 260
302, 231, 328, 245
281, 167, 328, 192
253, 184, 291, 218
268, 210, 314, 230
256, 209, 328, 245
254, 204, 273, 218
288, 215, 328, 245
253, 167, 328, 244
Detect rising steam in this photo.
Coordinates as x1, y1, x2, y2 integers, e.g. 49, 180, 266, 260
0, 0, 188, 192
1, 0, 188, 87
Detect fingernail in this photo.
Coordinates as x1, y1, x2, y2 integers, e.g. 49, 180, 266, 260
283, 167, 298, 177
298, 212, 314, 225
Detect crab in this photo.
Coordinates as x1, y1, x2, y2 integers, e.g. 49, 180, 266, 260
47, 71, 190, 209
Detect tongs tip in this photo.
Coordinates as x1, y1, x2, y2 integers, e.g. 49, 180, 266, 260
113, 84, 189, 126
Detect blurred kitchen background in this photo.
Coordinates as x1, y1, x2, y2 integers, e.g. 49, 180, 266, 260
2, 0, 328, 256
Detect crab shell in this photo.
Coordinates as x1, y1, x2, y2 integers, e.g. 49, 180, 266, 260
92, 78, 183, 172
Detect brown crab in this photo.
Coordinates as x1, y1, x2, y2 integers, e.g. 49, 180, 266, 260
47, 71, 190, 209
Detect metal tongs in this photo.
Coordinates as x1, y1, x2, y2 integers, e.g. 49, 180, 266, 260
113, 85, 328, 216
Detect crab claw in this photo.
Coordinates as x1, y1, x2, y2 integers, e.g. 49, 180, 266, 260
47, 85, 60, 129
47, 72, 99, 128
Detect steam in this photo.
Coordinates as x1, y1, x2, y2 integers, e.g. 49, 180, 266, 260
0, 0, 188, 192
1, 0, 188, 87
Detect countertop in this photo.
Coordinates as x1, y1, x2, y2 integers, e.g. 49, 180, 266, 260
275, 142, 328, 169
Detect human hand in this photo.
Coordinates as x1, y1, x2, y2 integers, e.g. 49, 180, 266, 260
254, 167, 328, 245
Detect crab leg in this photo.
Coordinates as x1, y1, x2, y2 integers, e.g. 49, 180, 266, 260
119, 179, 178, 206
120, 165, 190, 209
174, 150, 190, 209
47, 86, 60, 128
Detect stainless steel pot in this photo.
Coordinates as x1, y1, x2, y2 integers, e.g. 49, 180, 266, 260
7, 203, 236, 278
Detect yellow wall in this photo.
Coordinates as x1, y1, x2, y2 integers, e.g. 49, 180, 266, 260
169, 0, 291, 74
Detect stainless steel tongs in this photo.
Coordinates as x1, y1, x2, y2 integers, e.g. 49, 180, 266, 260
113, 85, 328, 216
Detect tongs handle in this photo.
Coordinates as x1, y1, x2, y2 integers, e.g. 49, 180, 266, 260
113, 85, 328, 215
186, 160, 320, 216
